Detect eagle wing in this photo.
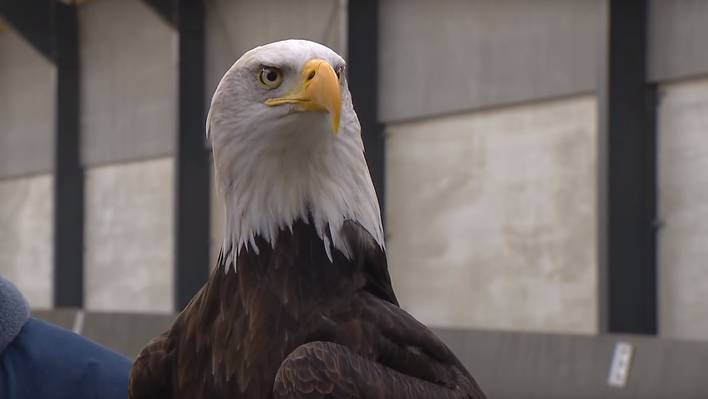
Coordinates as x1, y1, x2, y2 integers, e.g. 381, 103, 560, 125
128, 332, 173, 399
273, 293, 486, 399
340, 220, 398, 306
274, 341, 486, 399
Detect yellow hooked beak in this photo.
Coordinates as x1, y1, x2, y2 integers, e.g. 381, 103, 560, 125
264, 58, 341, 134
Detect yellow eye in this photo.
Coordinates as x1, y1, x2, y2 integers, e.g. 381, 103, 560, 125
259, 67, 283, 88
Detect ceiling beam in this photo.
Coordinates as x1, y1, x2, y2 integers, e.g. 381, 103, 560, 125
0, 0, 54, 60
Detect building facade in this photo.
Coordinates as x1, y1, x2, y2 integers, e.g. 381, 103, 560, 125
1, 0, 707, 342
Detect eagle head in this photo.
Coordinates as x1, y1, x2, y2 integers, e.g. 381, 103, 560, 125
207, 40, 384, 269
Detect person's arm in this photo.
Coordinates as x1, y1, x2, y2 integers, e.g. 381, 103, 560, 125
0, 276, 131, 399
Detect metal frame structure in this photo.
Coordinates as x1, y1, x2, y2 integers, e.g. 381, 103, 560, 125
2, 0, 211, 311
1, 0, 665, 326
1, 0, 84, 307
599, 0, 658, 334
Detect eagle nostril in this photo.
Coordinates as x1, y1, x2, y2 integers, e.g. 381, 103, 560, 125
307, 70, 316, 81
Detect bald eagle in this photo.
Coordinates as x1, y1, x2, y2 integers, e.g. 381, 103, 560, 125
129, 40, 486, 399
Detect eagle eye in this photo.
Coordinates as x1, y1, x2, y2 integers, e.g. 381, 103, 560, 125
259, 66, 283, 89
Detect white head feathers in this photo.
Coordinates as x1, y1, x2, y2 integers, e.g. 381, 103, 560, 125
207, 40, 384, 270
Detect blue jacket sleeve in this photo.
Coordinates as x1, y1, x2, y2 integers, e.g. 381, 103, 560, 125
0, 317, 131, 399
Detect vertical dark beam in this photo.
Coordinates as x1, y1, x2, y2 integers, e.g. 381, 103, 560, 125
348, 0, 385, 217
53, 2, 83, 307
599, 0, 657, 334
174, 0, 210, 310
1, 0, 83, 307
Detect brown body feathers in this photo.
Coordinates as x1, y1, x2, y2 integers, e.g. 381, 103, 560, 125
129, 220, 486, 398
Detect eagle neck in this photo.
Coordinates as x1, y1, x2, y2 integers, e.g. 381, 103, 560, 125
216, 123, 384, 271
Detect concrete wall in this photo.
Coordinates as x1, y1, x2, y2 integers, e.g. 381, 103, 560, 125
0, 175, 53, 308
75, 0, 178, 313
658, 77, 708, 341
437, 328, 708, 399
649, 0, 708, 82
1, 0, 707, 341
0, 27, 54, 178
78, 0, 177, 166
0, 27, 55, 309
33, 309, 708, 398
84, 158, 174, 313
379, 0, 601, 122
386, 95, 598, 334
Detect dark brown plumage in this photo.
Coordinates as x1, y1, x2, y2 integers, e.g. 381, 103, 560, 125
129, 219, 486, 398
